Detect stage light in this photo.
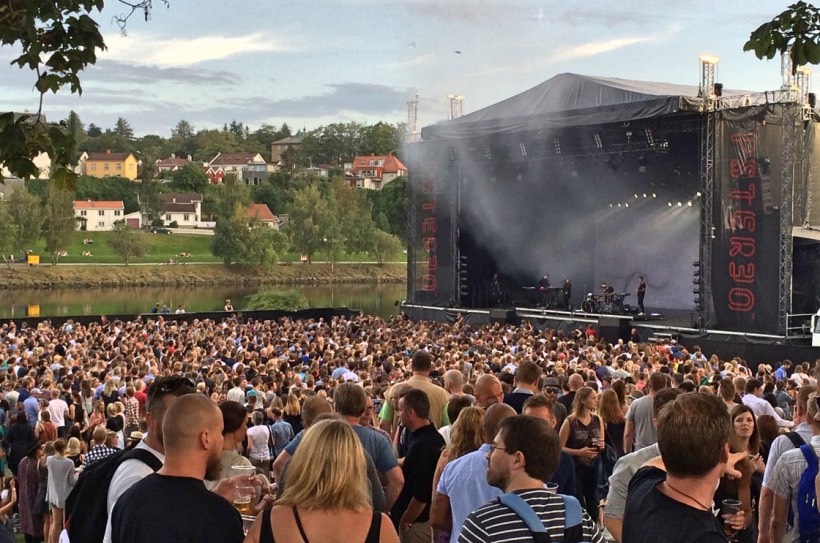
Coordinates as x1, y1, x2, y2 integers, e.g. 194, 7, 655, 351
610, 203, 613, 208
448, 147, 456, 162
696, 191, 702, 197
677, 202, 682, 207
594, 133, 603, 149
687, 201, 693, 206
484, 146, 492, 160
554, 138, 561, 155
643, 193, 647, 198
618, 203, 622, 207
668, 202, 672, 207
625, 203, 629, 208
634, 194, 639, 199
714, 83, 723, 97
652, 193, 657, 198
520, 143, 527, 156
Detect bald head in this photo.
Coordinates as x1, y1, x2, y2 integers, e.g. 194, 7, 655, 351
444, 369, 465, 388
483, 403, 516, 443
474, 374, 503, 409
162, 394, 222, 455
568, 373, 584, 391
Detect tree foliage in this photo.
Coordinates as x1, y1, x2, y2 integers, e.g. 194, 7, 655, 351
0, 0, 165, 186
371, 229, 403, 265
211, 208, 285, 268
0, 202, 17, 266
246, 289, 307, 311
367, 176, 408, 241
745, 1, 820, 74
170, 164, 209, 194
7, 188, 44, 254
42, 186, 77, 265
108, 220, 145, 265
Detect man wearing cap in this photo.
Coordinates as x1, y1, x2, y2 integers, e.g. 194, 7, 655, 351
543, 376, 568, 429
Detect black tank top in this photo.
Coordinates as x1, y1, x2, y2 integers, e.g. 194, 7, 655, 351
259, 505, 382, 543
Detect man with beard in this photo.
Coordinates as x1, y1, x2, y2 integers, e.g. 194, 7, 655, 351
110, 394, 244, 543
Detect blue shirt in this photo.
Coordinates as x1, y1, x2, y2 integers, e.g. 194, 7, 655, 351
437, 443, 502, 543
23, 396, 39, 428
285, 424, 398, 474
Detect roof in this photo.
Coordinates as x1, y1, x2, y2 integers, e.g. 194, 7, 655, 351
74, 200, 124, 210
155, 157, 191, 167
421, 72, 759, 140
271, 136, 302, 145
163, 203, 197, 213
247, 203, 276, 222
86, 152, 134, 162
352, 154, 407, 173
161, 193, 202, 204
210, 152, 265, 166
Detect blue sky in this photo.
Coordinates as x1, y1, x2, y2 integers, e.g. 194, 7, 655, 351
0, 0, 802, 137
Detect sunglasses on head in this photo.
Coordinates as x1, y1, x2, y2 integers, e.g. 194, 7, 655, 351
155, 376, 196, 393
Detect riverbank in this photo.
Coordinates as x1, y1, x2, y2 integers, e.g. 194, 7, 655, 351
0, 263, 407, 290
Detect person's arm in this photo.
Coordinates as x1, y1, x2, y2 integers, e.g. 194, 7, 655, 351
246, 433, 254, 454
762, 401, 794, 428
771, 493, 789, 543
623, 420, 635, 454
430, 492, 452, 531
271, 450, 290, 483
379, 513, 401, 543
383, 465, 404, 510
378, 400, 393, 433
399, 497, 427, 531
602, 516, 623, 543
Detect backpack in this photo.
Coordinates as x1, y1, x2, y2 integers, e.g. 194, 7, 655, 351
498, 492, 587, 543
786, 432, 807, 529
796, 444, 820, 543
65, 446, 163, 543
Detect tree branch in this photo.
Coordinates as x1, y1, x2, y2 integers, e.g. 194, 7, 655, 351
113, 0, 169, 34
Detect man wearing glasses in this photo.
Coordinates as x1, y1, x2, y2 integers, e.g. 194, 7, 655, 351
103, 376, 197, 543
542, 377, 567, 429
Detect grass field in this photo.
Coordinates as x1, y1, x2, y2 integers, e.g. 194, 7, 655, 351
24, 230, 405, 265
29, 230, 221, 264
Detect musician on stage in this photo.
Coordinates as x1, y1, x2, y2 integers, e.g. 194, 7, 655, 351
537, 274, 551, 308
562, 278, 572, 310
490, 273, 504, 306
637, 275, 647, 315
601, 282, 615, 303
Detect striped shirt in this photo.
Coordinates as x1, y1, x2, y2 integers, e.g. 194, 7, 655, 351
458, 489, 604, 543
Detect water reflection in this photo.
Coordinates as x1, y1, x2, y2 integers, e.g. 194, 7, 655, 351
0, 283, 407, 319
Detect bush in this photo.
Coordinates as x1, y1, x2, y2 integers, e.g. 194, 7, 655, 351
151, 218, 164, 227
169, 220, 179, 228
245, 289, 307, 311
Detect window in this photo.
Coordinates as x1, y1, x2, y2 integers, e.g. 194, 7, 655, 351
97, 221, 105, 227
117, 163, 122, 171
80, 210, 87, 217
98, 210, 104, 216
183, 214, 189, 221
103, 163, 109, 171
90, 164, 96, 171
114, 210, 121, 216
166, 214, 171, 221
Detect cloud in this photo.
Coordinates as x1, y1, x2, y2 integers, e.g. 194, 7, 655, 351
261, 82, 411, 118
386, 53, 435, 69
84, 60, 238, 86
102, 32, 290, 67
550, 37, 654, 63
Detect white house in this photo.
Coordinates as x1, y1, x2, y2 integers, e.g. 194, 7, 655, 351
74, 200, 125, 231
160, 192, 202, 227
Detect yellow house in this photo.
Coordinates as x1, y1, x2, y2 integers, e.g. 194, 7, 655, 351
82, 150, 139, 180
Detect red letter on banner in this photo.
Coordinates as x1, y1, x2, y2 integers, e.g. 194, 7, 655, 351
729, 237, 755, 258
728, 262, 755, 284
729, 183, 756, 205
422, 218, 437, 234
730, 210, 756, 232
728, 288, 754, 311
422, 274, 437, 291
422, 237, 437, 252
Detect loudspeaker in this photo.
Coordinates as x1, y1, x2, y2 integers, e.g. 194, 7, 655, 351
489, 309, 518, 325
598, 316, 631, 343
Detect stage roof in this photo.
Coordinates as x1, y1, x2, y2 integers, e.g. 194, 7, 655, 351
422, 73, 758, 141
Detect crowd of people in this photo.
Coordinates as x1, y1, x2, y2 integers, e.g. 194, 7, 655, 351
0, 312, 813, 542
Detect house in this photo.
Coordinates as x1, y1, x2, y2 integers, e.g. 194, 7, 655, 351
304, 165, 331, 178
160, 193, 202, 227
207, 152, 274, 185
155, 155, 192, 173
81, 150, 139, 180
247, 203, 280, 229
270, 136, 302, 165
349, 152, 408, 190
74, 200, 125, 231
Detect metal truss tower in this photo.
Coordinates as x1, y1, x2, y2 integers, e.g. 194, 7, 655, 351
406, 93, 420, 143
448, 95, 464, 120
698, 55, 718, 328
779, 49, 798, 334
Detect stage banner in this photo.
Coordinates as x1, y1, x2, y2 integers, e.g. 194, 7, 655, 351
712, 119, 781, 333
407, 148, 456, 308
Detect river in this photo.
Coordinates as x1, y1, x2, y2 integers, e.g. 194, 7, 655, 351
0, 283, 407, 320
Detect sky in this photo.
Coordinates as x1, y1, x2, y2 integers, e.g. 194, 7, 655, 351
0, 0, 804, 138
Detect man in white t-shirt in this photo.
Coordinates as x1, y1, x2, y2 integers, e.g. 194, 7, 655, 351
48, 389, 69, 439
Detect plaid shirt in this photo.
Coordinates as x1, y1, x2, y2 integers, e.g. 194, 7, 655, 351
124, 396, 140, 428
82, 445, 118, 468
769, 435, 820, 542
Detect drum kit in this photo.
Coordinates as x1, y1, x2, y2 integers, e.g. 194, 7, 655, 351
581, 292, 630, 314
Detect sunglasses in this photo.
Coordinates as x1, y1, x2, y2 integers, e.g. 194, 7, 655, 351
155, 376, 196, 394
544, 387, 561, 394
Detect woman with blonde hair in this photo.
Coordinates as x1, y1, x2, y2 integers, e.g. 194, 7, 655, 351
559, 386, 604, 522
65, 437, 84, 468
283, 393, 303, 435
245, 419, 398, 543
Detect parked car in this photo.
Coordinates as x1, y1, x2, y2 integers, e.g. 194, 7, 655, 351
150, 226, 172, 234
